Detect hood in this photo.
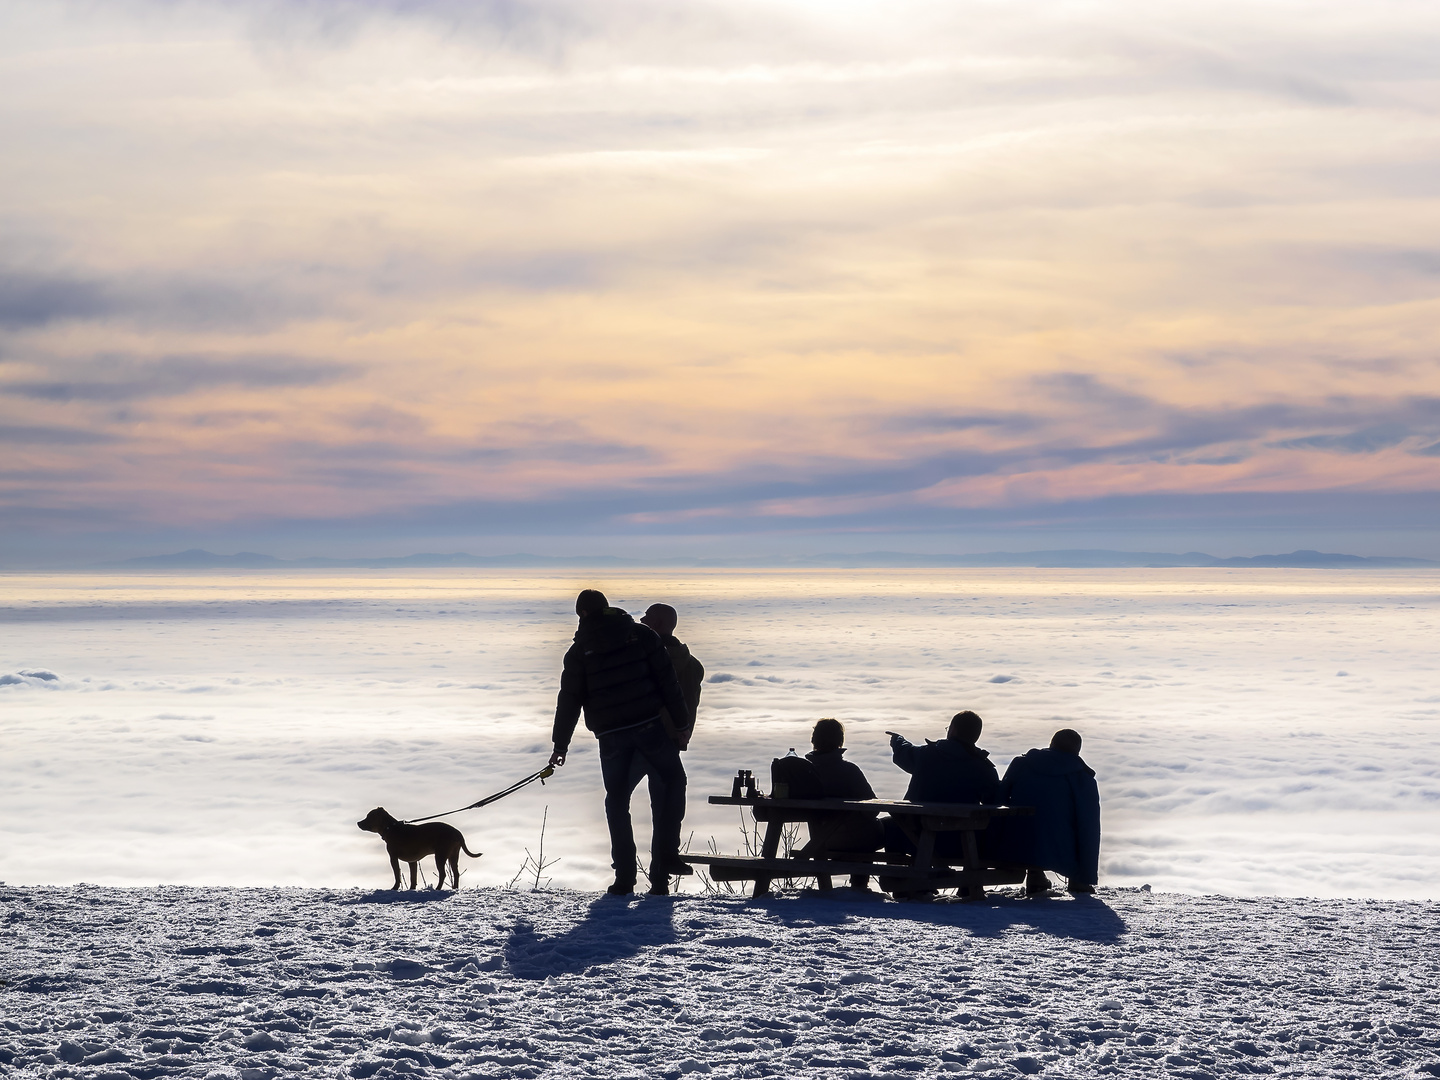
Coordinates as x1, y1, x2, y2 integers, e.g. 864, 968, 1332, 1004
1018, 747, 1095, 777
664, 635, 691, 659
805, 748, 847, 764
575, 607, 640, 652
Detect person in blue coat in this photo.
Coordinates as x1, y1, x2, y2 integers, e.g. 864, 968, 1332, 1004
884, 711, 1000, 862
995, 728, 1101, 895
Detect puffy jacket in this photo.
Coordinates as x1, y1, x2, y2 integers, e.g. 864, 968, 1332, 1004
552, 608, 689, 752
892, 737, 1000, 804
993, 748, 1101, 886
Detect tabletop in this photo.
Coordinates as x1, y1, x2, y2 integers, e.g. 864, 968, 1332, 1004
707, 795, 1032, 817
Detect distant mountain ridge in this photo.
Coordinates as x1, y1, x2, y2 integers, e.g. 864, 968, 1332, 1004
104, 548, 1439, 570
108, 549, 636, 570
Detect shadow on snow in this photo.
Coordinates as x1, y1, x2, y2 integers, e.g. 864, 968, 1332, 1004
337, 888, 459, 906
498, 889, 1123, 982
731, 890, 1128, 943
504, 895, 678, 980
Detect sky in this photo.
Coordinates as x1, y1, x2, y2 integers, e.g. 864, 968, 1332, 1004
2, 0, 1439, 564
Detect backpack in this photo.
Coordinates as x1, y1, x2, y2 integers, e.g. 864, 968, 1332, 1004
770, 753, 825, 799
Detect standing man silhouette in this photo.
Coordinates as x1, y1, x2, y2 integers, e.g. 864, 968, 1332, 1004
549, 589, 692, 896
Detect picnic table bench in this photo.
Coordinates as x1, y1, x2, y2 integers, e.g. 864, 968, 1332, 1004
687, 795, 1034, 899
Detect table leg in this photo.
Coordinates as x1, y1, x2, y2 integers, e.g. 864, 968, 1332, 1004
914, 829, 936, 871
753, 818, 783, 898
961, 829, 981, 868
959, 828, 984, 901
900, 829, 936, 898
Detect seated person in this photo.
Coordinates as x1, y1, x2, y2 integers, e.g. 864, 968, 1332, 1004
992, 728, 1101, 895
798, 718, 882, 891
884, 710, 999, 862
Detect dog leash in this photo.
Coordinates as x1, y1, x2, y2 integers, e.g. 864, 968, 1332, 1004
401, 766, 557, 824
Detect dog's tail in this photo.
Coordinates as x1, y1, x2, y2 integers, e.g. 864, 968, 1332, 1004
461, 844, 484, 859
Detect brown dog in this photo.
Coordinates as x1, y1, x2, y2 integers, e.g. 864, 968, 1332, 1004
357, 807, 482, 890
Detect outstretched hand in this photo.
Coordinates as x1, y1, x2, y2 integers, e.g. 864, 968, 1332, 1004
549, 748, 567, 767
888, 731, 906, 750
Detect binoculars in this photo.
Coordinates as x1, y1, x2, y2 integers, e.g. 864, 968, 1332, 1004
731, 769, 759, 799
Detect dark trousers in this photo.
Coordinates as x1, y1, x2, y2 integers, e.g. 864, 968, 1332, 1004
598, 720, 687, 883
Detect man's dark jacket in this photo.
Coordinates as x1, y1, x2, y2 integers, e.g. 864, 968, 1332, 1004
552, 608, 689, 753
659, 634, 704, 745
806, 747, 876, 800
892, 737, 1000, 804
993, 748, 1101, 886
803, 747, 881, 855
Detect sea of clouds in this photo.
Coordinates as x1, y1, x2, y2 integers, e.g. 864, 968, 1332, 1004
1, 569, 1437, 899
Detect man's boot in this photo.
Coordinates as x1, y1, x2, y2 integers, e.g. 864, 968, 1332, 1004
1025, 869, 1053, 896
607, 878, 635, 896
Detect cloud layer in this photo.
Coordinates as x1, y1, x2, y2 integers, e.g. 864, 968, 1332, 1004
3, 0, 1439, 558
4, 569, 1437, 897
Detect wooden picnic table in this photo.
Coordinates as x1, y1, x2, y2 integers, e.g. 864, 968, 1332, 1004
688, 795, 1034, 899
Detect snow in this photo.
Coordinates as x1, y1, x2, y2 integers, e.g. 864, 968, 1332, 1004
2, 568, 1439, 898
2, 884, 1439, 1078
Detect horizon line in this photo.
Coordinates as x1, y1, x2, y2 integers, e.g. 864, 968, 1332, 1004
52, 546, 1440, 572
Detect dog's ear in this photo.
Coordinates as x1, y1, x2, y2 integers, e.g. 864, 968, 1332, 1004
357, 808, 386, 831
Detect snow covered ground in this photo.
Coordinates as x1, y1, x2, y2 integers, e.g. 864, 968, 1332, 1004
2, 884, 1438, 1079
2, 568, 1439, 898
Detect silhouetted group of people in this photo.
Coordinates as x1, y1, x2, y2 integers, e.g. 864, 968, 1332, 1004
548, 590, 1100, 898
800, 712, 1100, 897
